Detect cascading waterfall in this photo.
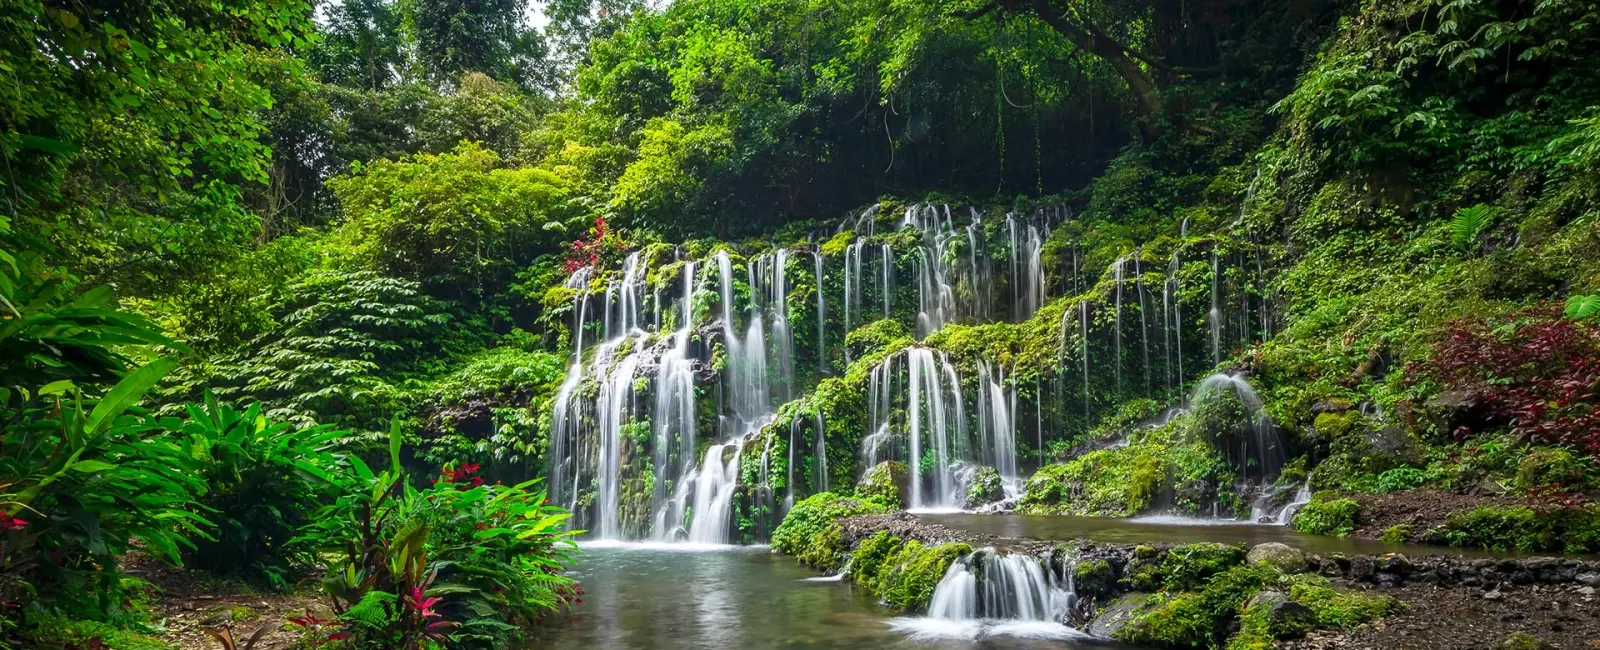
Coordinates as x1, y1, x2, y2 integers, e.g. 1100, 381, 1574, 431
1209, 249, 1222, 367
650, 264, 697, 540
1192, 373, 1284, 484
813, 251, 826, 373
926, 550, 1074, 622
976, 362, 1020, 495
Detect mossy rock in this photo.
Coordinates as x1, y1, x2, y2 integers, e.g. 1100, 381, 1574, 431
1495, 631, 1556, 650
771, 492, 894, 570
874, 541, 973, 611
961, 465, 1004, 508
857, 461, 910, 506
1161, 543, 1247, 591
1073, 559, 1116, 599
1245, 543, 1307, 574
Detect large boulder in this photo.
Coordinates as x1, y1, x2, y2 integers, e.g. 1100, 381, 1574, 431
960, 465, 1004, 508
857, 461, 910, 506
1247, 542, 1308, 574
1086, 593, 1150, 638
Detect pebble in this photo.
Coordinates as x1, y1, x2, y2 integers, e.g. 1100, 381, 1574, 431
1484, 589, 1504, 601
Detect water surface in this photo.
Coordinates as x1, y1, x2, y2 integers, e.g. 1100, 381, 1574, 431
531, 543, 1138, 649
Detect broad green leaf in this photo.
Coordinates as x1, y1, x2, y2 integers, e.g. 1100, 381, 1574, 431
86, 358, 176, 435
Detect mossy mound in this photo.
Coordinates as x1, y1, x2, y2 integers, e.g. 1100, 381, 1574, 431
770, 492, 893, 571
1292, 493, 1361, 537
858, 461, 910, 506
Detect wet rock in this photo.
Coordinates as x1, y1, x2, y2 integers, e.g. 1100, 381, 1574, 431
1494, 631, 1555, 650
1246, 590, 1288, 610
1365, 426, 1426, 467
1484, 588, 1505, 601
1086, 593, 1150, 638
1268, 600, 1319, 638
1349, 555, 1376, 582
1422, 389, 1495, 436
1575, 572, 1600, 587
1310, 398, 1354, 415
857, 461, 910, 505
1247, 542, 1308, 574
959, 465, 1004, 508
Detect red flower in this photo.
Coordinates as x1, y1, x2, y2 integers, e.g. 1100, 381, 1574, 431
0, 514, 28, 531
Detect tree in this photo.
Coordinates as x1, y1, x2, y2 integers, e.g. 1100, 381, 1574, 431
310, 0, 408, 91
410, 0, 555, 92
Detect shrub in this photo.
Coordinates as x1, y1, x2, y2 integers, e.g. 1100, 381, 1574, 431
174, 395, 353, 588
1, 361, 210, 621
1513, 448, 1588, 491
1292, 494, 1361, 537
1422, 308, 1600, 453
295, 426, 578, 649
1161, 543, 1247, 591
1435, 504, 1600, 553
770, 492, 892, 569
1119, 564, 1279, 647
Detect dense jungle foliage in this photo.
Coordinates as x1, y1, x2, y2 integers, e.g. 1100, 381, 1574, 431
2, 0, 1600, 647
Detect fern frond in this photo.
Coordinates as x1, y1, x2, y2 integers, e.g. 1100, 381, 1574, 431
1450, 204, 1495, 251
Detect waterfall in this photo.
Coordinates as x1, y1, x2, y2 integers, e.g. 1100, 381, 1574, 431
1113, 256, 1124, 395
976, 362, 1019, 492
1165, 253, 1183, 390
1192, 373, 1285, 483
1136, 251, 1150, 394
1080, 301, 1091, 421
880, 243, 894, 318
1209, 249, 1222, 366
649, 264, 697, 540
812, 411, 829, 493
686, 442, 743, 543
926, 550, 1073, 622
813, 251, 827, 373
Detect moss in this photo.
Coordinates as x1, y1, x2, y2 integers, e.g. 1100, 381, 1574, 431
857, 460, 909, 506
1291, 493, 1361, 537
771, 492, 893, 570
1496, 631, 1556, 650
1124, 545, 1164, 591
849, 530, 904, 585
819, 230, 855, 257
1073, 559, 1115, 599
1513, 448, 1587, 491
24, 615, 174, 650
1436, 504, 1600, 553
1379, 524, 1411, 544
1288, 582, 1400, 628
962, 465, 1003, 507
1161, 543, 1247, 591
229, 605, 259, 622
872, 541, 973, 611
1118, 564, 1280, 648
844, 319, 907, 359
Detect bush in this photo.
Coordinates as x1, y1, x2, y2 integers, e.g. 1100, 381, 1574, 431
1288, 581, 1400, 628
1292, 494, 1361, 537
1162, 543, 1247, 591
174, 395, 353, 588
1513, 448, 1588, 491
770, 492, 893, 570
1436, 504, 1600, 553
295, 427, 579, 649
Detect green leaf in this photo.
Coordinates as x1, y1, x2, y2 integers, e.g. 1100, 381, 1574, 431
16, 134, 79, 155
86, 358, 176, 434
1450, 204, 1495, 251
38, 380, 75, 396
1566, 295, 1600, 320
71, 460, 118, 473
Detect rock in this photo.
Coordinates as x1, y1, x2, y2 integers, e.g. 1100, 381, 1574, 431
1494, 631, 1555, 650
1484, 588, 1504, 601
1364, 426, 1426, 467
1086, 593, 1150, 638
1576, 572, 1600, 586
1245, 590, 1288, 611
1267, 600, 1318, 638
1247, 542, 1308, 574
958, 465, 1004, 508
1422, 389, 1494, 436
1577, 586, 1595, 596
1349, 555, 1376, 581
1310, 398, 1354, 415
857, 461, 910, 505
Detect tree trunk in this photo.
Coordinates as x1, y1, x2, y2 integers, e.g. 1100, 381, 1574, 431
1022, 0, 1165, 120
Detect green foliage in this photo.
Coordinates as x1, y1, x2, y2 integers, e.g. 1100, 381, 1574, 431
1513, 448, 1589, 491
1450, 205, 1496, 251
21, 613, 173, 650
1291, 494, 1361, 537
865, 541, 973, 612
1117, 564, 1279, 648
1440, 504, 1600, 553
174, 396, 353, 588
1161, 544, 1247, 592
1567, 295, 1600, 320
856, 461, 909, 507
1287, 581, 1400, 629
770, 492, 892, 571
295, 429, 579, 649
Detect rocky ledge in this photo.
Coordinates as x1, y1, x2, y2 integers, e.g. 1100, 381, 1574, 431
832, 511, 1600, 649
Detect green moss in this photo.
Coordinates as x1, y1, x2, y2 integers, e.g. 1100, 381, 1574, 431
849, 530, 905, 586
24, 615, 174, 650
229, 605, 259, 622
1291, 493, 1361, 537
844, 319, 908, 359
1379, 524, 1411, 544
1073, 559, 1115, 598
771, 492, 893, 570
1117, 564, 1279, 648
1513, 448, 1587, 491
819, 231, 855, 257
871, 541, 973, 611
857, 460, 909, 507
1436, 504, 1600, 553
1161, 543, 1247, 591
1288, 582, 1400, 628
963, 465, 1003, 507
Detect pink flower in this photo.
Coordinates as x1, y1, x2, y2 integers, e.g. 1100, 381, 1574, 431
0, 514, 27, 531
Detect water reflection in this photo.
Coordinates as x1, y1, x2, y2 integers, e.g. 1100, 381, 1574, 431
531, 544, 1137, 649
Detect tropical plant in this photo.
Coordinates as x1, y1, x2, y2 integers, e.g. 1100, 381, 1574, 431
174, 395, 354, 588
1567, 295, 1600, 320
294, 423, 579, 649
0, 359, 210, 621
1449, 204, 1496, 251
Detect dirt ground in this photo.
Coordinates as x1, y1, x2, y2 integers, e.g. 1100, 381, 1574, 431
1282, 582, 1600, 650
122, 553, 328, 650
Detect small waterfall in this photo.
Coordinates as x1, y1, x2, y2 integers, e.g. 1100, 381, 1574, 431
1209, 249, 1222, 366
686, 441, 743, 543
1165, 253, 1183, 390
813, 251, 827, 373
812, 411, 829, 493
1136, 251, 1151, 394
1192, 373, 1285, 483
1079, 301, 1092, 421
926, 550, 1073, 622
1251, 483, 1312, 524
880, 243, 894, 318
1113, 256, 1125, 395
976, 362, 1020, 493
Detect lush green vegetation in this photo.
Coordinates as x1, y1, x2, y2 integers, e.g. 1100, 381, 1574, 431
5, 0, 1600, 645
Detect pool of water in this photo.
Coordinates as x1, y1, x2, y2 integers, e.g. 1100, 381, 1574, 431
918, 513, 1518, 558
529, 543, 1140, 649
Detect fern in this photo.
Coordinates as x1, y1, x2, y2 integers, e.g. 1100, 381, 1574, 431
341, 590, 398, 629
1450, 204, 1495, 251
1567, 295, 1600, 320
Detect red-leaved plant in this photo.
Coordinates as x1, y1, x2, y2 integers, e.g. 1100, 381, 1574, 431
1422, 306, 1600, 453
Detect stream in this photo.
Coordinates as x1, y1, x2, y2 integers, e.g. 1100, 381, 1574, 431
529, 542, 1140, 650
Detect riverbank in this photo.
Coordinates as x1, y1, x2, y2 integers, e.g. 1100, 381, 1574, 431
799, 509, 1600, 649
